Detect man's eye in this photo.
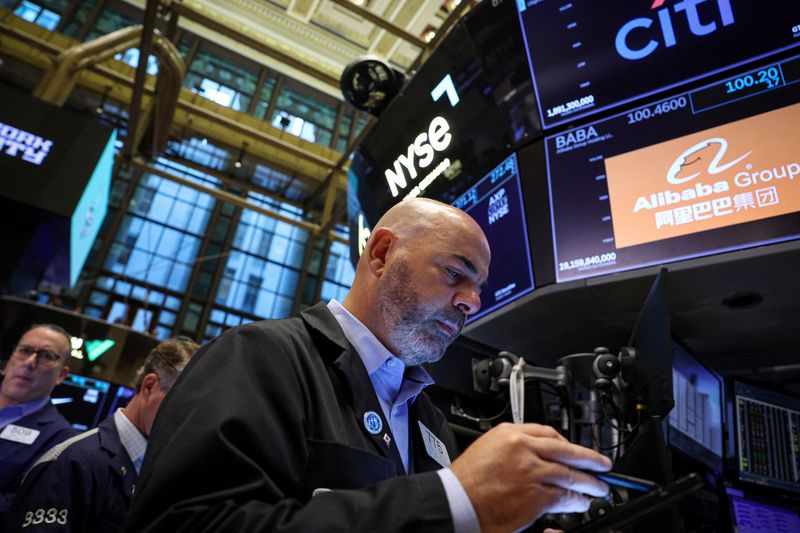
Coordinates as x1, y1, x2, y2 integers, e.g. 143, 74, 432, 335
41, 351, 60, 362
446, 268, 461, 280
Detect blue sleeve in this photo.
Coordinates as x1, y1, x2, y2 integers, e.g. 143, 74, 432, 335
437, 467, 481, 533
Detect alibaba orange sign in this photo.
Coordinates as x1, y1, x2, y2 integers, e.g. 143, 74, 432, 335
605, 102, 800, 248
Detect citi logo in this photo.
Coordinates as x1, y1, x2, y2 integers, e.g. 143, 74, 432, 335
615, 0, 735, 61
666, 137, 751, 185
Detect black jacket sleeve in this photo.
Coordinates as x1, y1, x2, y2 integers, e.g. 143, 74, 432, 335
124, 322, 454, 533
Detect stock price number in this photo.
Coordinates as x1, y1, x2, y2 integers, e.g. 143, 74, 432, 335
724, 66, 781, 94
547, 95, 595, 118
627, 96, 687, 124
558, 252, 617, 272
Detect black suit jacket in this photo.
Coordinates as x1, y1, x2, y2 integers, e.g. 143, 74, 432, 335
124, 303, 459, 532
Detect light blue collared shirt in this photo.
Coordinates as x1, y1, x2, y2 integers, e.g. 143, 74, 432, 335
0, 396, 49, 429
114, 408, 147, 473
327, 300, 480, 533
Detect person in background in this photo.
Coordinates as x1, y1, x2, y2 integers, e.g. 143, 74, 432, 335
5, 337, 200, 532
124, 198, 611, 533
0, 324, 77, 516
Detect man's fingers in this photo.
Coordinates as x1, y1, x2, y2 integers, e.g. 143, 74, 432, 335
535, 485, 593, 514
511, 423, 569, 442
533, 438, 613, 472
538, 463, 610, 498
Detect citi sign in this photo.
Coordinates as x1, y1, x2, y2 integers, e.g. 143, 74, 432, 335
615, 0, 734, 61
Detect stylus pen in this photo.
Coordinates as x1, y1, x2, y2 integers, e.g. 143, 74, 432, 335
580, 470, 662, 492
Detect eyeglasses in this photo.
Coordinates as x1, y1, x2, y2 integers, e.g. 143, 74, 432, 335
11, 345, 65, 367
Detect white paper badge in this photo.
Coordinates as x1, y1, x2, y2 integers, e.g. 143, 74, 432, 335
363, 411, 383, 435
0, 424, 40, 445
418, 421, 451, 467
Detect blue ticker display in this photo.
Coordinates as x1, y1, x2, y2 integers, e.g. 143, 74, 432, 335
452, 153, 535, 322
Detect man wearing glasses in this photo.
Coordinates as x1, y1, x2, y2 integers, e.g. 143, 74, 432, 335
0, 324, 77, 515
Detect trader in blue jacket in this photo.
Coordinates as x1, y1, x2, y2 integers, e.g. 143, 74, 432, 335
5, 337, 199, 532
0, 324, 77, 516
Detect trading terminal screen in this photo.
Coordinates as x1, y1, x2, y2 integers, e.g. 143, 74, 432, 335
516, 0, 800, 128
546, 53, 800, 282
668, 342, 724, 470
734, 380, 800, 494
726, 487, 800, 533
52, 373, 134, 431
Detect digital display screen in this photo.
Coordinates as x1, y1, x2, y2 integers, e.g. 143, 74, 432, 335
517, 0, 800, 128
727, 487, 800, 533
70, 129, 115, 286
734, 381, 800, 494
546, 53, 800, 282
452, 154, 535, 322
51, 373, 135, 431
668, 343, 723, 470
52, 373, 114, 431
349, 0, 538, 253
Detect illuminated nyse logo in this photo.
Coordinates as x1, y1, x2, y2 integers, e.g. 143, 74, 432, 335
0, 121, 54, 166
383, 75, 458, 198
615, 0, 734, 61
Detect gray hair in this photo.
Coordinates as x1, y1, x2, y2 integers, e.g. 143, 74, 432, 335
134, 337, 200, 392
23, 323, 72, 359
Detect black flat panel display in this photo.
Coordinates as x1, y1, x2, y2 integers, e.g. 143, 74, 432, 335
51, 373, 135, 431
546, 53, 800, 282
452, 154, 535, 323
668, 342, 724, 471
517, 0, 800, 128
734, 381, 800, 495
349, 0, 537, 234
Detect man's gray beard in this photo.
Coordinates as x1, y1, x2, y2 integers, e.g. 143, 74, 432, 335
380, 259, 462, 366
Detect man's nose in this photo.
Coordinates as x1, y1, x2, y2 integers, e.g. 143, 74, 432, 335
454, 286, 482, 316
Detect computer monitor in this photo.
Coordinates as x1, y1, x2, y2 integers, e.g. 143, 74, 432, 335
51, 373, 115, 431
621, 269, 674, 421
726, 487, 800, 533
105, 383, 135, 417
733, 380, 800, 494
668, 342, 724, 471
51, 373, 135, 431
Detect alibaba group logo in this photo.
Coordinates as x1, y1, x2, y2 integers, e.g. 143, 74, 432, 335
666, 137, 751, 185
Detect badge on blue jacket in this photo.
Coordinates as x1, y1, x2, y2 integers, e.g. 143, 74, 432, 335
363, 411, 383, 435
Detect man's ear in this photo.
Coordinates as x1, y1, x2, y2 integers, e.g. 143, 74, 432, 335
54, 365, 70, 386
140, 373, 160, 396
365, 227, 394, 277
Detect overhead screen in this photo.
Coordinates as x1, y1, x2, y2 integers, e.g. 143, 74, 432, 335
0, 83, 115, 288
546, 53, 800, 282
452, 154, 535, 322
517, 0, 800, 128
348, 0, 538, 320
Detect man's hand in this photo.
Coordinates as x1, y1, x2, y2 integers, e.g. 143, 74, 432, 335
449, 423, 612, 533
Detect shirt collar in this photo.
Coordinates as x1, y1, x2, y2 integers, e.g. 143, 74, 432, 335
114, 408, 147, 472
0, 396, 50, 428
326, 299, 434, 387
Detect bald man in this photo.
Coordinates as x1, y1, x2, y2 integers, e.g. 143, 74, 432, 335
124, 198, 610, 533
